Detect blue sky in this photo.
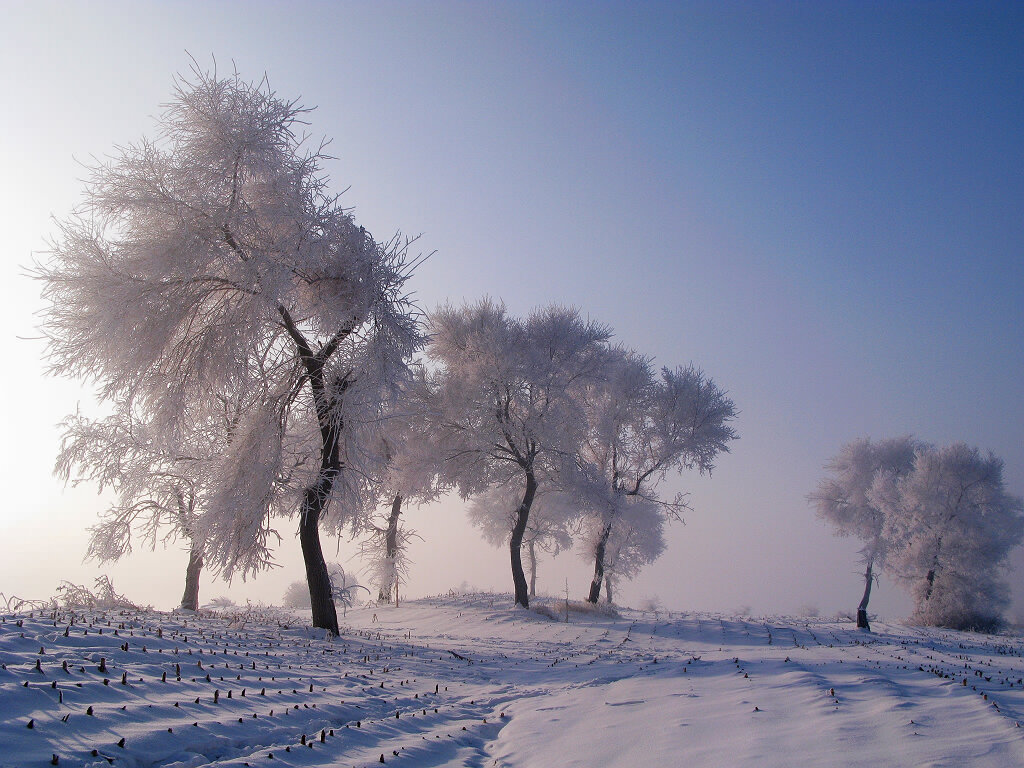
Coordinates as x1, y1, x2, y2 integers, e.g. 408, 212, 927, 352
2, 1, 1021, 617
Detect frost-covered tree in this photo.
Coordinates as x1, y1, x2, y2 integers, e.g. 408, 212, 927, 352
468, 481, 576, 598
809, 436, 920, 630
422, 299, 610, 607
36, 66, 422, 636
357, 396, 436, 604
367, 493, 406, 604
574, 347, 737, 603
54, 390, 277, 611
54, 406, 237, 611
871, 443, 1024, 631
359, 508, 420, 605
580, 495, 665, 604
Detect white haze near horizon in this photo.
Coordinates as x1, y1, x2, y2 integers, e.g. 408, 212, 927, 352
2, 2, 1021, 622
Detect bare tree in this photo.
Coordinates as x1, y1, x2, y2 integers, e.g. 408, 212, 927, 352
36, 65, 422, 636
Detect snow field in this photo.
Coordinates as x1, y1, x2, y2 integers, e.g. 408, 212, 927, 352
2, 596, 1024, 767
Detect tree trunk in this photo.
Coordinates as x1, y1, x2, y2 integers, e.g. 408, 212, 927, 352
299, 376, 343, 637
924, 537, 942, 603
279, 312, 355, 638
179, 541, 203, 611
378, 494, 402, 603
587, 522, 613, 603
604, 575, 613, 605
856, 559, 873, 631
509, 471, 537, 608
300, 487, 339, 636
528, 539, 538, 598
378, 576, 392, 604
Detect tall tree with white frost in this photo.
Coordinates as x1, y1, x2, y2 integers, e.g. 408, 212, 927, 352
810, 436, 919, 630
36, 67, 422, 636
574, 347, 737, 603
423, 300, 610, 607
871, 443, 1023, 631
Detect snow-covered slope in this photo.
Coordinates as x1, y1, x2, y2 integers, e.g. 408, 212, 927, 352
2, 595, 1023, 767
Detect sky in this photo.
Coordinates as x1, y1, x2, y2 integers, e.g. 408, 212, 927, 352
2, 1, 1022, 620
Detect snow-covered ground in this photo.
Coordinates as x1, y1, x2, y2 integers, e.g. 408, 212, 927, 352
2, 595, 1023, 767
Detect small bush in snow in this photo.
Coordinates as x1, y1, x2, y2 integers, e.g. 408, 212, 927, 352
566, 599, 621, 618
638, 596, 664, 614
51, 575, 142, 611
282, 582, 311, 609
530, 604, 560, 621
0, 593, 48, 613
203, 596, 237, 610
